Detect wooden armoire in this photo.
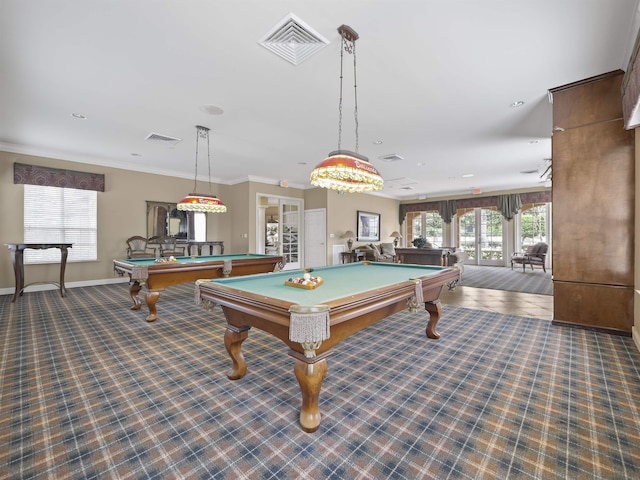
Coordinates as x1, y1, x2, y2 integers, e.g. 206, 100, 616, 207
549, 70, 634, 335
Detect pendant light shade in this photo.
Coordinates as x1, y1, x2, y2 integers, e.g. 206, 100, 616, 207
177, 125, 227, 213
310, 150, 383, 193
176, 193, 226, 213
310, 25, 383, 193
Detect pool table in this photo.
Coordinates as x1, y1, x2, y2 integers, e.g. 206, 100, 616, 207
195, 261, 460, 432
113, 253, 284, 322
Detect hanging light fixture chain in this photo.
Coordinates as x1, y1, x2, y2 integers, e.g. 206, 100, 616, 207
206, 128, 212, 194
337, 35, 345, 151
353, 40, 359, 153
193, 126, 201, 192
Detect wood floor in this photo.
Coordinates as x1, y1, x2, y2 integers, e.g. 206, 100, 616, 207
439, 285, 553, 320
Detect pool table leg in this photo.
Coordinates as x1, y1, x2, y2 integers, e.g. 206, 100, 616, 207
144, 291, 160, 322
425, 300, 442, 339
224, 326, 250, 380
129, 281, 142, 311
294, 357, 328, 433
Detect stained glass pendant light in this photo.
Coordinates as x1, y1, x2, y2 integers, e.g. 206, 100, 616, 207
177, 125, 227, 213
310, 25, 383, 193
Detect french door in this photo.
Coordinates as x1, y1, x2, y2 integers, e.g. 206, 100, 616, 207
458, 208, 505, 266
280, 200, 302, 270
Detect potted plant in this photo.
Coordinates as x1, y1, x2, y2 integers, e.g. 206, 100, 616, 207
412, 237, 431, 249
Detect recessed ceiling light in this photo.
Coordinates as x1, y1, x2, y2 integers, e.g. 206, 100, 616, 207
200, 104, 224, 115
297, 162, 307, 165
462, 173, 474, 178
373, 140, 383, 145
510, 100, 525, 108
528, 139, 539, 144
71, 113, 87, 119
131, 153, 142, 157
416, 162, 426, 167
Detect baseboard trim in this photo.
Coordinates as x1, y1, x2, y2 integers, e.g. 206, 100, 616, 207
633, 326, 640, 353
552, 319, 632, 337
0, 277, 129, 297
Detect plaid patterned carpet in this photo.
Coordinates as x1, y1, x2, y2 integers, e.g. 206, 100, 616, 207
460, 265, 553, 296
2, 283, 640, 479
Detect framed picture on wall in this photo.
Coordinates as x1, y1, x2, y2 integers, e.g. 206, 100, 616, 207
357, 211, 380, 242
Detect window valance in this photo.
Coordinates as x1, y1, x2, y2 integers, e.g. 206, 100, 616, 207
399, 190, 550, 224
13, 162, 105, 192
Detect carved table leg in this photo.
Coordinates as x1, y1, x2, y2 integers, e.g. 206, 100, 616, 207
59, 245, 69, 297
129, 281, 142, 311
224, 326, 250, 380
10, 248, 23, 303
144, 291, 160, 322
294, 358, 328, 433
425, 300, 442, 339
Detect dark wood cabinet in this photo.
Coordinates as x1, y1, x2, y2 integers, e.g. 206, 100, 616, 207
549, 71, 635, 334
395, 248, 449, 266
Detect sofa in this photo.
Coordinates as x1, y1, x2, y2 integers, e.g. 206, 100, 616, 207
356, 242, 397, 263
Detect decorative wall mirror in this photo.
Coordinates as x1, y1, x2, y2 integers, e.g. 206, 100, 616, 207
146, 201, 207, 241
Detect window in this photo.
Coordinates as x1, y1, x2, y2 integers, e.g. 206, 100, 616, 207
192, 212, 207, 241
519, 203, 548, 248
24, 184, 97, 263
424, 211, 444, 246
408, 211, 443, 246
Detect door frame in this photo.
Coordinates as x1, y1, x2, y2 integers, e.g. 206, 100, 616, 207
256, 193, 304, 270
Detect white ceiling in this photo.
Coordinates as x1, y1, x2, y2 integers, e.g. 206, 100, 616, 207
1, 0, 639, 200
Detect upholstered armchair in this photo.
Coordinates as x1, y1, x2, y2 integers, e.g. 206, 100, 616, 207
158, 237, 186, 257
511, 242, 548, 272
126, 236, 156, 258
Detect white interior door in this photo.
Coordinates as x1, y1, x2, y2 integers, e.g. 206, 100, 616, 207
304, 208, 326, 268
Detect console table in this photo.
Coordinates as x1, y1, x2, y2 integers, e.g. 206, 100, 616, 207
340, 250, 365, 264
395, 247, 450, 266
178, 240, 224, 256
5, 243, 73, 302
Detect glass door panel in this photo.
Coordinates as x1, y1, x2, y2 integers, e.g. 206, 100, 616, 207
458, 208, 504, 265
281, 200, 302, 270
479, 208, 504, 265
458, 210, 477, 262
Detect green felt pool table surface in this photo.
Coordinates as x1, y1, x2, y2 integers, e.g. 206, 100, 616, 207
205, 262, 452, 304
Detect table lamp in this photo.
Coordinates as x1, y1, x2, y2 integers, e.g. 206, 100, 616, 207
342, 230, 356, 251
390, 231, 402, 247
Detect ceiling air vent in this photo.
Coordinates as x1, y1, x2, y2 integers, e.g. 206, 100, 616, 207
145, 132, 182, 145
378, 153, 405, 163
259, 13, 329, 66
385, 177, 418, 189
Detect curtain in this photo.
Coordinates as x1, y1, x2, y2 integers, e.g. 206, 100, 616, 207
497, 193, 522, 220
14, 162, 105, 192
438, 200, 458, 224
398, 190, 550, 224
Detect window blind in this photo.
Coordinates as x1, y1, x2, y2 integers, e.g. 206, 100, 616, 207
24, 185, 97, 264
